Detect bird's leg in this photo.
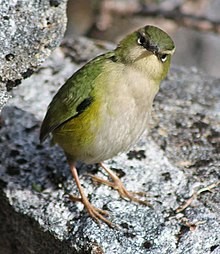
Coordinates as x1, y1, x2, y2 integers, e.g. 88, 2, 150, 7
90, 162, 151, 206
69, 163, 116, 228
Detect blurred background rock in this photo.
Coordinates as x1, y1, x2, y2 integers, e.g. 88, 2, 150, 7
65, 0, 220, 78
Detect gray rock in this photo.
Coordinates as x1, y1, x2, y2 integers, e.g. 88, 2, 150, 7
0, 38, 219, 254
0, 0, 67, 111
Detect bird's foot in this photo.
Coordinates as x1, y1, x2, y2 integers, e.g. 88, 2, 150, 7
69, 163, 116, 228
88, 163, 151, 207
69, 194, 116, 228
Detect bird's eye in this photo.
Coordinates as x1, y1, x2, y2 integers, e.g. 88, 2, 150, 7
137, 36, 145, 45
160, 54, 168, 62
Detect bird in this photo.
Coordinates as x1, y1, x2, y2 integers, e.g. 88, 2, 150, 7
40, 25, 175, 228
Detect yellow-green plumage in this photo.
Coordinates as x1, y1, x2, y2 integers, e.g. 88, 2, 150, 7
52, 88, 102, 161
39, 25, 175, 227
40, 25, 175, 164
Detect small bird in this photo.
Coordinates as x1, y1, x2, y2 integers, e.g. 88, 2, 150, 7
40, 25, 175, 227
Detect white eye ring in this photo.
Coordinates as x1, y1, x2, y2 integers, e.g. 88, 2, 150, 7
160, 54, 167, 62
137, 36, 146, 45
137, 38, 142, 45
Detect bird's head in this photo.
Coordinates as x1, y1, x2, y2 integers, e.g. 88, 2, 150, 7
115, 25, 175, 82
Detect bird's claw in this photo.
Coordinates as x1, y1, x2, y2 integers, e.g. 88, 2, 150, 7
88, 172, 151, 207
69, 194, 116, 228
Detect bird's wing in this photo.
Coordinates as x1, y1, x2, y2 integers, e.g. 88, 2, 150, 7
40, 53, 113, 142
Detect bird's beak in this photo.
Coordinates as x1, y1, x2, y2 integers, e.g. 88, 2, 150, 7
148, 45, 159, 55
143, 41, 159, 55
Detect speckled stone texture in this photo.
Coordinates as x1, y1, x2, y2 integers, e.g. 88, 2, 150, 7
0, 0, 67, 110
0, 38, 219, 254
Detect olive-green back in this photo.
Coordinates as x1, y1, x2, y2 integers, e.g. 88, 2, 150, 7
39, 53, 113, 142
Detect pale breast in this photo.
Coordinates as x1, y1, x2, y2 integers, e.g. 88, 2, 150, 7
83, 63, 160, 163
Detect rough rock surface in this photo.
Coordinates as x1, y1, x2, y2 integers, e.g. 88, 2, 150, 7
0, 0, 67, 110
0, 38, 220, 254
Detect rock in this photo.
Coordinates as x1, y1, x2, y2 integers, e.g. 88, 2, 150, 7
0, 38, 219, 254
0, 0, 67, 111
